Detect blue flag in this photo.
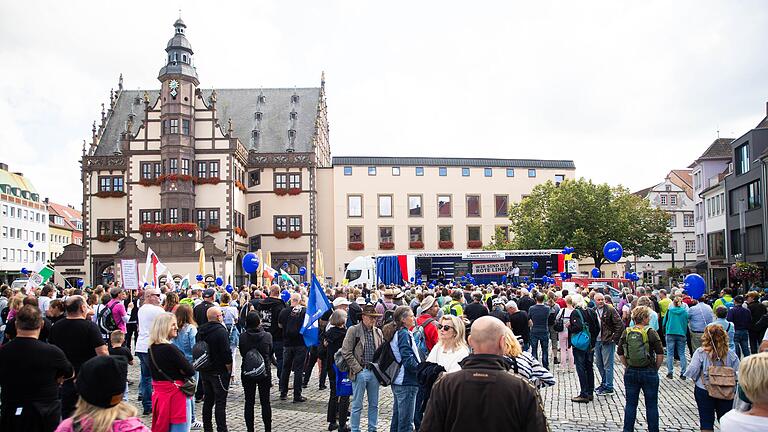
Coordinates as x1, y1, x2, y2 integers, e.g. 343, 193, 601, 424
300, 274, 332, 347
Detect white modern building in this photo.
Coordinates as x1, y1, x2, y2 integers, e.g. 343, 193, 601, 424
0, 163, 50, 284
700, 171, 729, 290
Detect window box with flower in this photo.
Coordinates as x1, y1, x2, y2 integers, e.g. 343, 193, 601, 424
234, 180, 247, 192
205, 225, 221, 234
274, 231, 288, 239
288, 231, 302, 239
409, 241, 424, 249
287, 187, 301, 195
274, 188, 288, 196
379, 242, 395, 250
95, 191, 127, 198
348, 242, 365, 251
194, 176, 221, 185
467, 240, 483, 249
438, 240, 454, 249
97, 234, 122, 242
234, 227, 248, 237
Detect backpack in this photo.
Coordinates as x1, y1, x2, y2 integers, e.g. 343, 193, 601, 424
412, 318, 435, 356
334, 349, 349, 372
97, 302, 118, 336
704, 353, 737, 400
722, 297, 734, 310
241, 348, 266, 380
382, 304, 396, 326
623, 327, 654, 368
553, 309, 565, 332
570, 309, 591, 351
192, 340, 212, 371
370, 337, 400, 386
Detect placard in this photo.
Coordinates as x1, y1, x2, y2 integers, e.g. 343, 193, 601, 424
120, 259, 140, 290
472, 261, 513, 275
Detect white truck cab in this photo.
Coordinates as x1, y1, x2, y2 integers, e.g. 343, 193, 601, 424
344, 256, 376, 287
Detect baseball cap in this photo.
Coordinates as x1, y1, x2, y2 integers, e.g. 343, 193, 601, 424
333, 297, 351, 307
203, 288, 216, 298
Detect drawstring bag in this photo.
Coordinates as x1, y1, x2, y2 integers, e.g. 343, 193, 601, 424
334, 364, 353, 397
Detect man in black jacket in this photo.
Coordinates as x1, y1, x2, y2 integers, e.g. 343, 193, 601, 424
197, 307, 233, 432
421, 316, 547, 431
569, 297, 600, 403
239, 312, 273, 432
194, 288, 217, 326
278, 293, 307, 402
255, 285, 286, 378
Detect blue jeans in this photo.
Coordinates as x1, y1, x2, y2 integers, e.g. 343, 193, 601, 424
733, 329, 750, 358
573, 348, 595, 397
595, 341, 616, 391
136, 352, 152, 412
665, 334, 687, 375
350, 369, 380, 432
168, 397, 193, 432
273, 340, 284, 380
390, 384, 417, 432
623, 367, 659, 432
530, 329, 550, 369
694, 385, 731, 429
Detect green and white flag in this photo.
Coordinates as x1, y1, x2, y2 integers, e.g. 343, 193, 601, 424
27, 264, 54, 288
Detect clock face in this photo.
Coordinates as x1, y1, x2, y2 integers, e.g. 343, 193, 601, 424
169, 80, 179, 97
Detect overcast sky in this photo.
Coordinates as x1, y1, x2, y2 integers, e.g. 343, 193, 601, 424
2, 1, 768, 207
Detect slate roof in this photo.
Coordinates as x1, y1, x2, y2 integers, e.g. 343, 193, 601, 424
633, 186, 653, 198
331, 156, 576, 169
95, 87, 321, 156
688, 138, 734, 167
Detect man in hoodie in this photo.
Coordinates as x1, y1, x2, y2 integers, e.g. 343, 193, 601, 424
194, 289, 218, 326
197, 307, 233, 432
255, 285, 286, 378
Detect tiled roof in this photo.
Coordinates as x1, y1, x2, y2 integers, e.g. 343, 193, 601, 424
689, 138, 734, 167
46, 201, 82, 232
331, 156, 576, 169
633, 186, 653, 198
95, 87, 321, 156
669, 169, 692, 188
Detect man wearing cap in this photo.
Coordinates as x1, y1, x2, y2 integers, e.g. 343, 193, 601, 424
50, 295, 109, 418
194, 288, 218, 326
0, 305, 74, 431
342, 304, 384, 432
135, 288, 165, 415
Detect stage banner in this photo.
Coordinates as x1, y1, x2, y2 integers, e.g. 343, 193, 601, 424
472, 261, 513, 275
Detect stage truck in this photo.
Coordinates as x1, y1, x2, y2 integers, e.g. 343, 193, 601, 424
343, 249, 571, 287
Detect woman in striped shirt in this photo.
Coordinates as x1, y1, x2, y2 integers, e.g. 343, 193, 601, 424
503, 326, 556, 388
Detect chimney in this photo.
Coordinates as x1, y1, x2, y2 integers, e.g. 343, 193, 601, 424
44, 197, 49, 204
0, 162, 7, 171
12, 172, 23, 177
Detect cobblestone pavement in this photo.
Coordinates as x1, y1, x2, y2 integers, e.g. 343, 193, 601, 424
127, 351, 710, 431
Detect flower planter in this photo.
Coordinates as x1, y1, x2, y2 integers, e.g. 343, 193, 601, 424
409, 241, 424, 249
438, 240, 454, 249
467, 240, 483, 249
234, 180, 247, 192
288, 231, 302, 239
287, 188, 302, 195
379, 242, 395, 250
139, 223, 197, 234
234, 227, 248, 237
194, 176, 221, 185
139, 178, 162, 187
274, 188, 288, 196
95, 191, 126, 198
274, 231, 288, 239
206, 225, 221, 234
348, 242, 365, 251
97, 234, 122, 242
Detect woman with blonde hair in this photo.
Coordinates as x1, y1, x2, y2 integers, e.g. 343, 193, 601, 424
720, 352, 768, 430
172, 303, 201, 429
55, 356, 149, 432
503, 326, 556, 388
148, 313, 195, 432
426, 315, 470, 373
684, 324, 740, 432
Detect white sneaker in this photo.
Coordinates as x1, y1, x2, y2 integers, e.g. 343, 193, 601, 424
191, 420, 203, 429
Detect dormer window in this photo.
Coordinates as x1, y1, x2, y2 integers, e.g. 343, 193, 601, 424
289, 111, 298, 120
252, 130, 260, 140
258, 95, 266, 103
182, 54, 187, 63
254, 112, 263, 121
291, 95, 300, 103
288, 130, 296, 139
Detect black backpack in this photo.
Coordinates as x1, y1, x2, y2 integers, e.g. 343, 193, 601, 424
241, 348, 266, 380
192, 341, 211, 371
382, 304, 396, 326
370, 337, 400, 386
97, 303, 118, 336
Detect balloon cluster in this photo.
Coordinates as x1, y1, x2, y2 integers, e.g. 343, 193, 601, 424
624, 272, 640, 282
561, 246, 575, 255
560, 272, 572, 280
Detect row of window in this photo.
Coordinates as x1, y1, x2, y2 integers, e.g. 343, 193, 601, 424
140, 160, 220, 180
728, 180, 762, 215
139, 209, 221, 229
50, 234, 70, 244
347, 194, 510, 218
659, 194, 678, 206
1, 226, 46, 242
668, 212, 694, 228
162, 118, 191, 136
346, 166, 561, 180
1, 249, 45, 263
346, 225, 505, 245
99, 176, 125, 193
1, 204, 46, 223
669, 239, 696, 254
706, 192, 726, 218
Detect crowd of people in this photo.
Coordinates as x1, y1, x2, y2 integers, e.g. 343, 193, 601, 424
0, 278, 768, 432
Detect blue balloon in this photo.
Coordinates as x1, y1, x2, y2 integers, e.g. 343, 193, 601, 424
215, 277, 223, 287
20, 267, 27, 275
546, 270, 552, 277
591, 267, 600, 278
299, 266, 307, 276
683, 273, 707, 299
225, 284, 233, 293
242, 253, 259, 274
410, 277, 415, 282
280, 289, 291, 303
143, 282, 149, 287
501, 275, 507, 282
603, 240, 623, 263
282, 262, 289, 270
416, 278, 422, 284
28, 242, 34, 248
196, 274, 204, 282
523, 276, 529, 283
532, 262, 539, 270
528, 283, 536, 289
77, 278, 84, 287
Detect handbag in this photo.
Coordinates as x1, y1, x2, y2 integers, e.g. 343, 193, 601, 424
570, 309, 591, 351
149, 345, 197, 397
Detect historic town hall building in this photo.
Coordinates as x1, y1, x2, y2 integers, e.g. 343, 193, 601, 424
59, 19, 574, 287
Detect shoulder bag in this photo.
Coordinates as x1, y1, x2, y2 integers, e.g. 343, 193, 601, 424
149, 345, 197, 397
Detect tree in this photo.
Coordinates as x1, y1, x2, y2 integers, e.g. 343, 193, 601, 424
503, 178, 671, 269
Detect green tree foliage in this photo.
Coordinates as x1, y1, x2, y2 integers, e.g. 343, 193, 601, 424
504, 178, 671, 268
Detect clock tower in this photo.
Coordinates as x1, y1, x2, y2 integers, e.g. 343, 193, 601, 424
157, 18, 198, 228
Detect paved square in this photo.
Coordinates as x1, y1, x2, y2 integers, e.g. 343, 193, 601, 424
128, 354, 706, 431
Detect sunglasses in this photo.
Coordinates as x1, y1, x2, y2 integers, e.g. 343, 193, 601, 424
438, 325, 454, 331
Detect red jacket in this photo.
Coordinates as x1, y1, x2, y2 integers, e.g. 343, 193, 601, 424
416, 314, 440, 352
151, 380, 188, 432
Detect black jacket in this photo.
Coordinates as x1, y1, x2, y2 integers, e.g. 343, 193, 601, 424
421, 354, 547, 432
255, 297, 286, 341
196, 321, 233, 374
324, 326, 347, 368
238, 327, 273, 380
193, 300, 216, 326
